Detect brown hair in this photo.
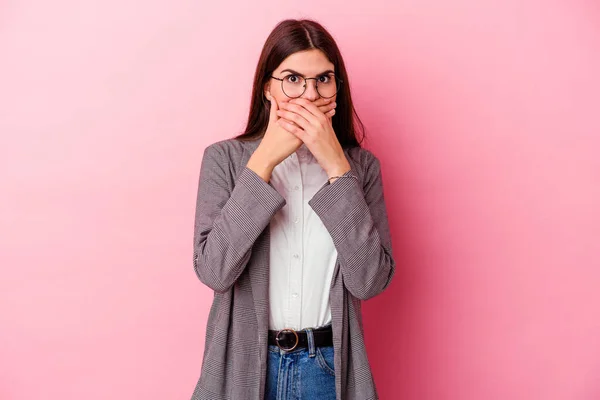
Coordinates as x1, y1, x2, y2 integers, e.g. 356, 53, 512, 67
234, 19, 365, 149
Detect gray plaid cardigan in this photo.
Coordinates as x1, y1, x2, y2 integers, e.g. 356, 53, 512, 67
191, 136, 396, 400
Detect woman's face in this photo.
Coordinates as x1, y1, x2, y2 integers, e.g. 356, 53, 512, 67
265, 49, 336, 106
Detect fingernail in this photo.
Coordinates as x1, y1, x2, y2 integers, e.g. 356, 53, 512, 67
332, 102, 337, 107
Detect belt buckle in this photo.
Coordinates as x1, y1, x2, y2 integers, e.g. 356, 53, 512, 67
275, 328, 299, 351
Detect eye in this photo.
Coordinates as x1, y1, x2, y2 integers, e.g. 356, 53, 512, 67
284, 74, 302, 84
318, 75, 332, 83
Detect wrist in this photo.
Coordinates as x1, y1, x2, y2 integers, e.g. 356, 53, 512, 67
247, 151, 275, 182
326, 165, 351, 178
325, 157, 351, 177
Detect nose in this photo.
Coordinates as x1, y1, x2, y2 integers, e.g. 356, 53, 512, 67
301, 79, 320, 101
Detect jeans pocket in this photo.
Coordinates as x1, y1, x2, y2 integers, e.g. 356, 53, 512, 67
315, 346, 335, 376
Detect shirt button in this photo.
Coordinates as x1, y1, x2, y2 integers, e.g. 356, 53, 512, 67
294, 185, 299, 190
294, 217, 299, 223
292, 293, 299, 298
293, 253, 300, 259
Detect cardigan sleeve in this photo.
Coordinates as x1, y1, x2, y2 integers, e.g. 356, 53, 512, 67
193, 143, 286, 293
308, 151, 395, 300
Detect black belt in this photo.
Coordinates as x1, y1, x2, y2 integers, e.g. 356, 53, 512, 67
268, 324, 333, 351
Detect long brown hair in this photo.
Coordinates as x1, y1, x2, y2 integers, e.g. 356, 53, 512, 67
234, 19, 365, 149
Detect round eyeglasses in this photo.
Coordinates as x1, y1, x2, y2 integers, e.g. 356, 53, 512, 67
270, 73, 343, 99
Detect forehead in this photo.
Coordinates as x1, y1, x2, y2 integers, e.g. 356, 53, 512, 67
274, 49, 335, 75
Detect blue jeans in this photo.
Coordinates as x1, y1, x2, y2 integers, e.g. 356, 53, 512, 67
264, 326, 336, 400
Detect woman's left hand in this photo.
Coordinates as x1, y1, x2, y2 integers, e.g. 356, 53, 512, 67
276, 97, 351, 178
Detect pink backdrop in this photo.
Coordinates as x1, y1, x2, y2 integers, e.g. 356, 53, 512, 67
1, 1, 599, 399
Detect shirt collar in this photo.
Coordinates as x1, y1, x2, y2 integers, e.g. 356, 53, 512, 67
294, 143, 314, 162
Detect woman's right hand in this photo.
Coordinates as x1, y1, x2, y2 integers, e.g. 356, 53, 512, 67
247, 95, 335, 182
260, 95, 304, 167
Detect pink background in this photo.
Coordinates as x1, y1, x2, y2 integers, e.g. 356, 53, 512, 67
1, 0, 599, 399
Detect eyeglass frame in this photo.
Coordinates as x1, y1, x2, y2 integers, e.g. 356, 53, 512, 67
269, 73, 343, 99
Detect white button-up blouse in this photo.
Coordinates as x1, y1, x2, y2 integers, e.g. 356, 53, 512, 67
267, 143, 338, 331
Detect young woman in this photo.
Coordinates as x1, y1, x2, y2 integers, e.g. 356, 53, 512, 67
191, 19, 396, 400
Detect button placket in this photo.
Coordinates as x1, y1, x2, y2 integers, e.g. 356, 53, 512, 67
287, 154, 303, 329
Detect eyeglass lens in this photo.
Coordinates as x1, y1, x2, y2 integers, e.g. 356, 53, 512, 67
281, 75, 339, 98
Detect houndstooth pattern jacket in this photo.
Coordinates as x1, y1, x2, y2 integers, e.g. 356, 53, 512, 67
191, 136, 396, 400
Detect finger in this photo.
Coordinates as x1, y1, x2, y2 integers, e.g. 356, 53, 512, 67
317, 102, 336, 114
326, 108, 335, 125
311, 97, 332, 107
276, 108, 311, 130
279, 102, 320, 127
289, 98, 330, 125
277, 118, 306, 140
268, 94, 279, 123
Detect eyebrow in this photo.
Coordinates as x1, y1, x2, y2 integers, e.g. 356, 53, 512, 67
279, 69, 335, 77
